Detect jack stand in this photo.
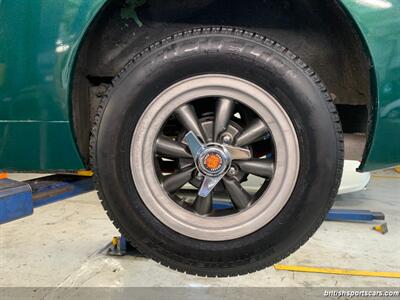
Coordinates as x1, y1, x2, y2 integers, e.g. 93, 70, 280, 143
107, 236, 143, 257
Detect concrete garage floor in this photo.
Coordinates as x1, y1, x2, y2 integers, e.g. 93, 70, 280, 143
0, 173, 399, 288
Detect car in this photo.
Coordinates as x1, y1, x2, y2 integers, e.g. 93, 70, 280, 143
1, 0, 399, 277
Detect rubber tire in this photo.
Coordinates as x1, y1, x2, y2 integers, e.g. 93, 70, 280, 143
91, 27, 344, 277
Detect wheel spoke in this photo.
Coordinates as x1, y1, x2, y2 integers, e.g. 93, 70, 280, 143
156, 135, 191, 159
162, 166, 195, 193
235, 119, 269, 147
236, 159, 274, 178
222, 177, 251, 209
214, 97, 235, 141
175, 104, 206, 142
193, 192, 213, 215
157, 158, 178, 173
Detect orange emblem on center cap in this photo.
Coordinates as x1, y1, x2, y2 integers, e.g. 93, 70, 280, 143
205, 153, 222, 170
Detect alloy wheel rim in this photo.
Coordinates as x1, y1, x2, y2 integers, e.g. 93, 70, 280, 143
131, 74, 300, 241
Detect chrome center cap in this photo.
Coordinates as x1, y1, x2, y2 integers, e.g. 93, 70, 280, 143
184, 131, 250, 198
197, 145, 231, 177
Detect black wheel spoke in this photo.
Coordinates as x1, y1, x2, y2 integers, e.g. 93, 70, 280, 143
156, 135, 192, 159
162, 166, 195, 193
236, 159, 274, 178
175, 104, 206, 142
222, 177, 251, 210
235, 119, 269, 147
193, 192, 213, 215
157, 158, 178, 173
214, 97, 235, 141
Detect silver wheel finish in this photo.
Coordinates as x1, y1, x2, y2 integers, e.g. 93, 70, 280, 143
130, 75, 300, 241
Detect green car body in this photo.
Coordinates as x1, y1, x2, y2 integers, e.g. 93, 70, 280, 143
0, 0, 399, 172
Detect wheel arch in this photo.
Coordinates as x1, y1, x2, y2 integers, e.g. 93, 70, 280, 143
71, 0, 376, 169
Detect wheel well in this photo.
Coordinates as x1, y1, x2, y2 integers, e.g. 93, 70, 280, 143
72, 0, 371, 165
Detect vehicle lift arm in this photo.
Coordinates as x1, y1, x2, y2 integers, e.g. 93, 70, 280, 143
0, 173, 386, 254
